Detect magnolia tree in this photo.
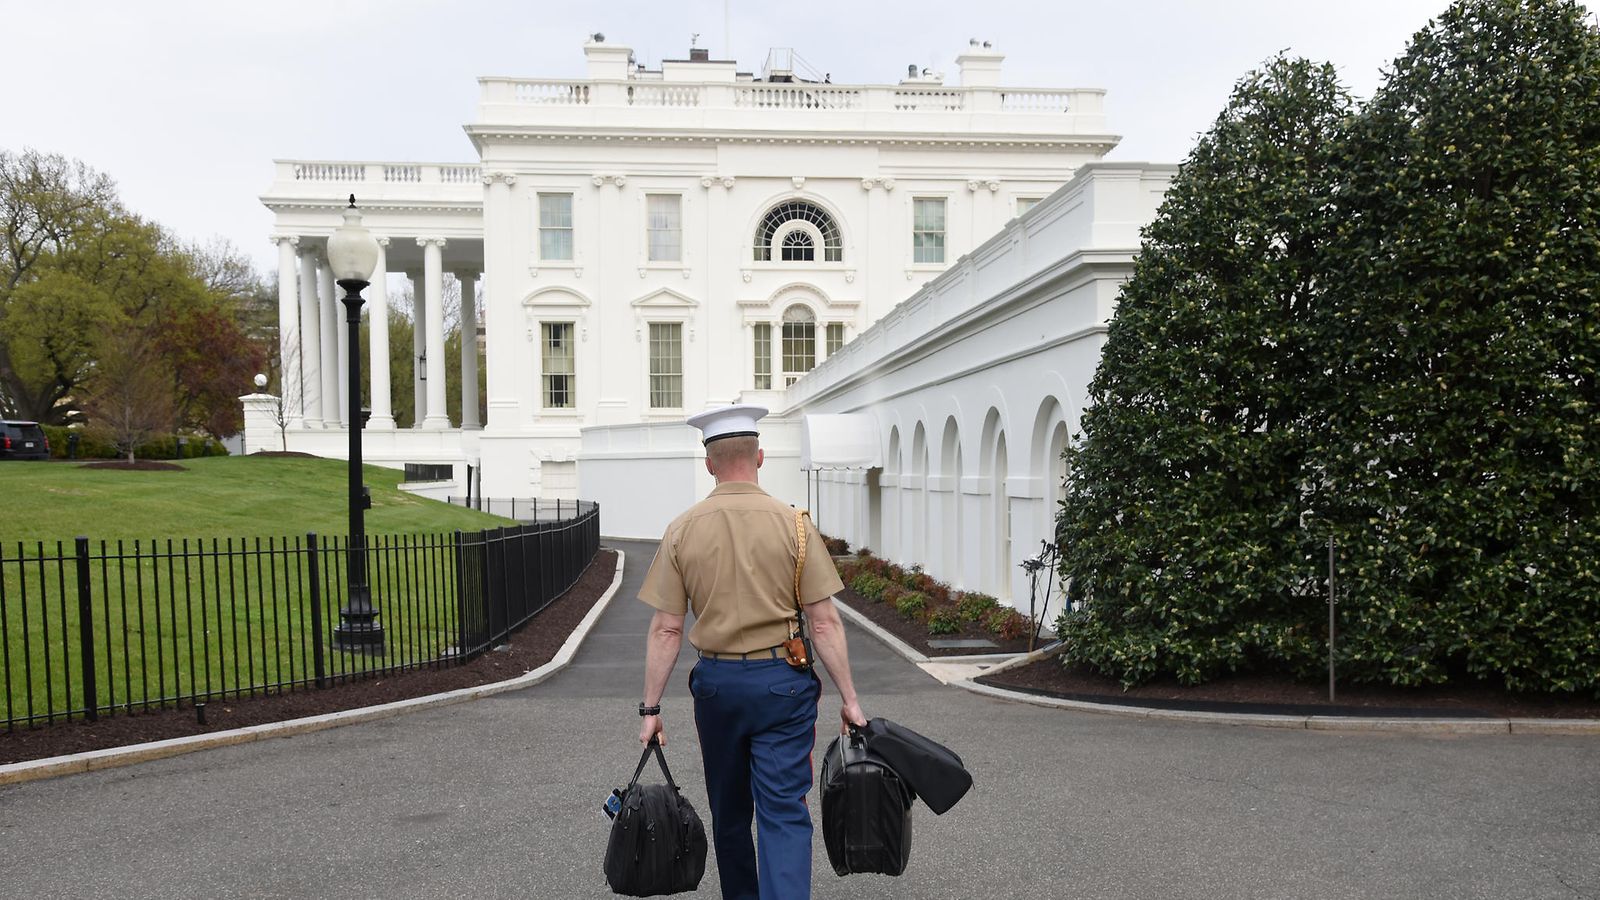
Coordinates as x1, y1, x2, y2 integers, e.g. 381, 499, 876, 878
1058, 0, 1600, 694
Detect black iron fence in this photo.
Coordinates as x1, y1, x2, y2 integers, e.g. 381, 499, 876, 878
446, 497, 597, 523
0, 503, 600, 731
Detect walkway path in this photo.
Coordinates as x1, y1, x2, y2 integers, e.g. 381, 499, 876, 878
2, 540, 1596, 898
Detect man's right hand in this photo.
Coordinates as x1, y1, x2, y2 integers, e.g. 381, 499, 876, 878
839, 702, 867, 735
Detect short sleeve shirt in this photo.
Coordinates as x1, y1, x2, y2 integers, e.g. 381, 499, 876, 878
638, 481, 845, 654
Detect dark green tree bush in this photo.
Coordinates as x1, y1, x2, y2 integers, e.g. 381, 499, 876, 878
1056, 57, 1353, 685
1314, 0, 1600, 691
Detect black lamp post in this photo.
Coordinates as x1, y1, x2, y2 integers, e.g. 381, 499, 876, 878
327, 195, 384, 652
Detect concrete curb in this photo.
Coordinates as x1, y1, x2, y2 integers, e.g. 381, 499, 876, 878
0, 550, 629, 787
833, 597, 1600, 735
832, 597, 929, 664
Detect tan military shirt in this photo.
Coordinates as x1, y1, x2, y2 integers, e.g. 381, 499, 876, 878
639, 481, 845, 654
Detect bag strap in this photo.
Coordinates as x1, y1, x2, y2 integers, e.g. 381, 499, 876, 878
792, 509, 810, 634
629, 737, 680, 792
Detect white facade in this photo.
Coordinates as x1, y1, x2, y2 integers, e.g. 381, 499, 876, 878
254, 37, 1117, 505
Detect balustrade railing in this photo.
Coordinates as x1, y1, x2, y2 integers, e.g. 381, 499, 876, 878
1001, 90, 1079, 112
892, 88, 965, 111
734, 84, 863, 110
285, 162, 481, 186
629, 84, 701, 107
512, 80, 592, 104
294, 163, 367, 182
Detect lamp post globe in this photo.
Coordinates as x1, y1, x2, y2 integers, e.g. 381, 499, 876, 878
329, 195, 385, 652
254, 373, 268, 390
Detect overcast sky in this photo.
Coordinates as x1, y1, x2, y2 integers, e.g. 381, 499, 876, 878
5, 0, 1593, 273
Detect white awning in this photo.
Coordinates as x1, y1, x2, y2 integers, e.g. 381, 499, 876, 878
800, 414, 882, 470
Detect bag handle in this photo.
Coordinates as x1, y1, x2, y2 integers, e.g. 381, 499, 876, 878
629, 737, 679, 792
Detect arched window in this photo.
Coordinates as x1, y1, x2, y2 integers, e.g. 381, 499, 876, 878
754, 201, 842, 262
781, 229, 815, 261
781, 304, 816, 385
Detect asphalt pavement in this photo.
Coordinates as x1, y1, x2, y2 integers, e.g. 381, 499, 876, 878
1, 539, 1596, 899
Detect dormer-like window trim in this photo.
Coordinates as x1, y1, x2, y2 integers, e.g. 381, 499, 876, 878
753, 200, 842, 262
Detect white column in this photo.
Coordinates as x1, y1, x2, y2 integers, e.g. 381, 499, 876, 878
409, 270, 425, 427
297, 249, 323, 428
482, 172, 517, 431
458, 271, 480, 429
271, 236, 302, 427
770, 321, 781, 388
367, 238, 395, 429
419, 238, 450, 429
317, 255, 341, 429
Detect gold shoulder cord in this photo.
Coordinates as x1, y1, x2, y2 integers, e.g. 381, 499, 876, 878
794, 509, 807, 610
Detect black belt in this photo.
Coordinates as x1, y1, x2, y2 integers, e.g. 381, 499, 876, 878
697, 644, 786, 661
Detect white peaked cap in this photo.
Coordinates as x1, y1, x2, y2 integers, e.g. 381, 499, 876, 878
686, 403, 769, 444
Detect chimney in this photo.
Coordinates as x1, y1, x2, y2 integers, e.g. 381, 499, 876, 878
956, 39, 1004, 87
584, 36, 634, 80
689, 47, 710, 62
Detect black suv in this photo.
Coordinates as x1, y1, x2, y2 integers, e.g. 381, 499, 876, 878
0, 421, 50, 460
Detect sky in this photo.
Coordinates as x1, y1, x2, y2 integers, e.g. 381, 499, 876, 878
5, 0, 1594, 274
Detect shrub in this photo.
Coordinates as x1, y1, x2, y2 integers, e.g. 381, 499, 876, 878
895, 591, 927, 621
850, 573, 890, 602
854, 546, 874, 558
984, 607, 1030, 640
822, 534, 849, 556
881, 584, 906, 605
957, 592, 1000, 622
927, 608, 960, 636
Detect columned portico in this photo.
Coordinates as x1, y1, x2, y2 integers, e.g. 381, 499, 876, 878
457, 271, 481, 430
368, 237, 396, 429
297, 248, 323, 428
420, 238, 451, 429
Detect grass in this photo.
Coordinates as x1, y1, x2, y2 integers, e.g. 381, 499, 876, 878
1, 456, 515, 726
0, 455, 511, 542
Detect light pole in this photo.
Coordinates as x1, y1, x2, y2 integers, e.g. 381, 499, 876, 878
326, 195, 384, 652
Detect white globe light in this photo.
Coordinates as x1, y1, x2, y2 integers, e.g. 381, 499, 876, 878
254, 373, 268, 389
326, 195, 380, 282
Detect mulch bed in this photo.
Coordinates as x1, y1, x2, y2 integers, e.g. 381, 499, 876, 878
78, 461, 187, 471
837, 587, 1040, 657
978, 653, 1600, 719
0, 549, 618, 765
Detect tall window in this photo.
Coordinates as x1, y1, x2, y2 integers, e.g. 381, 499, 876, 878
648, 323, 683, 409
753, 322, 772, 390
1016, 197, 1041, 216
646, 194, 681, 262
539, 193, 573, 261
913, 197, 946, 264
781, 304, 816, 386
541, 322, 575, 408
753, 201, 842, 262
826, 322, 846, 356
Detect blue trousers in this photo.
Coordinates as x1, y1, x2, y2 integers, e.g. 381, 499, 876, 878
690, 657, 820, 900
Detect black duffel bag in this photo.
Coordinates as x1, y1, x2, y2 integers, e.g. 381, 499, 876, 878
603, 739, 708, 896
820, 724, 914, 877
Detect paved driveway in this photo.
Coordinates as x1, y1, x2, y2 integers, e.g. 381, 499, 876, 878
1, 539, 1596, 899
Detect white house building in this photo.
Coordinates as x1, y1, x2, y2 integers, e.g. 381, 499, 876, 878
246, 36, 1174, 613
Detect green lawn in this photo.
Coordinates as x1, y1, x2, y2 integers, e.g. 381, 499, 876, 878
0, 456, 515, 726
0, 455, 510, 542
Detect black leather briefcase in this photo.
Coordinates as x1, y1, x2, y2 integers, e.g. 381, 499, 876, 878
820, 725, 914, 877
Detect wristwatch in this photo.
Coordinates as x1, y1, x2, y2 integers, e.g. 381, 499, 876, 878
638, 703, 662, 717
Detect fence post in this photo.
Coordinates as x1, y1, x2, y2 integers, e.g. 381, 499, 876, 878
307, 533, 328, 689
74, 537, 98, 722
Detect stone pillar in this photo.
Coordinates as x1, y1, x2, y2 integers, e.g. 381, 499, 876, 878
367, 238, 395, 429
317, 256, 341, 428
419, 238, 450, 429
458, 271, 481, 429
297, 248, 323, 428
409, 270, 425, 427
271, 235, 302, 427
770, 320, 781, 388
482, 172, 517, 431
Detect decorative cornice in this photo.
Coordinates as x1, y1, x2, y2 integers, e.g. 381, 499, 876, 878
466, 127, 1121, 152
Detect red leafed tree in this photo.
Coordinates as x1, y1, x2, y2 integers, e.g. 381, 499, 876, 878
155, 302, 266, 438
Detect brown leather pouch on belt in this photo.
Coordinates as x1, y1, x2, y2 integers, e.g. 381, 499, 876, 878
785, 510, 814, 670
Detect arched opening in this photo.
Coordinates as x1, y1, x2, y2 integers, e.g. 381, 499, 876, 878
911, 423, 928, 566
993, 432, 1010, 600
940, 417, 962, 589
753, 201, 843, 262
885, 426, 901, 560
866, 468, 882, 556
